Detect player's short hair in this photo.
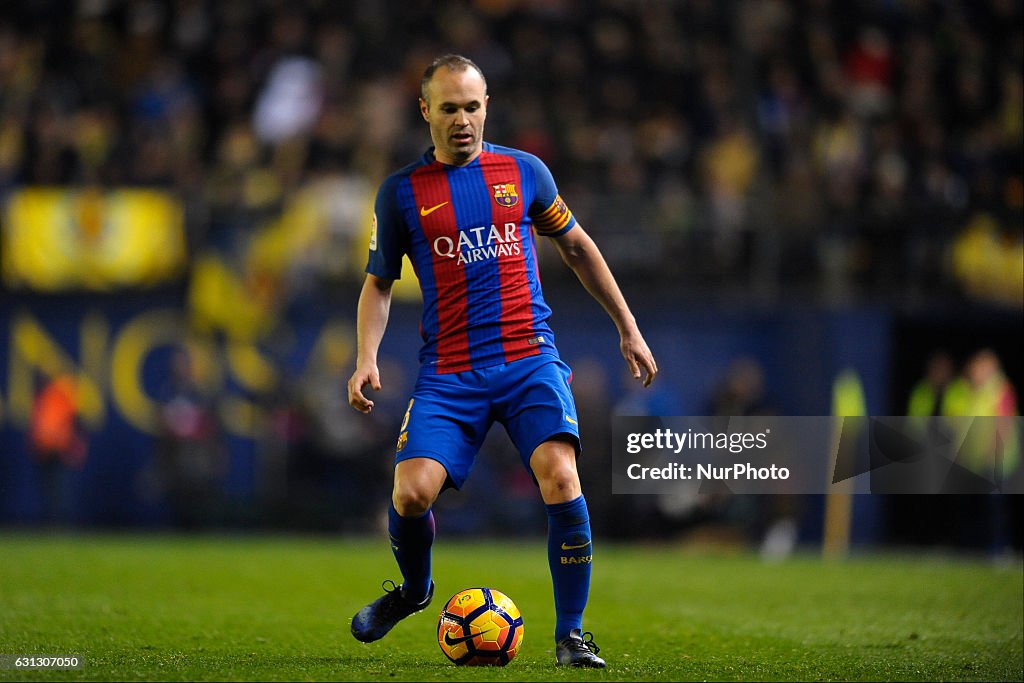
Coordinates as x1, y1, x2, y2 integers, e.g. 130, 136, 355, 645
420, 54, 487, 104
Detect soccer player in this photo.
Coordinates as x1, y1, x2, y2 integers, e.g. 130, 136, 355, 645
347, 54, 658, 668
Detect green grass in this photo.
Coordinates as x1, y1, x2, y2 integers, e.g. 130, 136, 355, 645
0, 533, 1021, 682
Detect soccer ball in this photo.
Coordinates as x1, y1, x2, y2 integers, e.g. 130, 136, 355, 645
437, 587, 524, 666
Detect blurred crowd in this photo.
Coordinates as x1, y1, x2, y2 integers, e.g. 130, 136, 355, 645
0, 0, 1021, 315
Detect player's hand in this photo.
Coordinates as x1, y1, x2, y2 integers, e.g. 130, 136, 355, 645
348, 364, 381, 413
621, 333, 658, 388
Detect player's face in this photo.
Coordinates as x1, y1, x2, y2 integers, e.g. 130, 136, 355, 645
420, 67, 488, 166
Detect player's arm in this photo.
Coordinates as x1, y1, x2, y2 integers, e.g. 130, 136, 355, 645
350, 174, 406, 413
551, 225, 658, 387
348, 273, 394, 413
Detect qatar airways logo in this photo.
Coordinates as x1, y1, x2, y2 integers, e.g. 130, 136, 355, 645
433, 222, 522, 265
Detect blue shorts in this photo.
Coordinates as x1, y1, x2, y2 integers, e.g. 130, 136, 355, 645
394, 354, 581, 490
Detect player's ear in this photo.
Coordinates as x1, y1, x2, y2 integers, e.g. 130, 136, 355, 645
419, 98, 430, 121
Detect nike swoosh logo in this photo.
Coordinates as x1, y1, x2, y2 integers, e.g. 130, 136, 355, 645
443, 629, 490, 646
565, 415, 577, 425
420, 201, 449, 216
561, 540, 592, 551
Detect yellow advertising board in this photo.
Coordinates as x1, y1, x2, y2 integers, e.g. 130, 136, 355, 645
2, 188, 186, 290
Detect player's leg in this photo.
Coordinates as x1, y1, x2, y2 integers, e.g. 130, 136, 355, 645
530, 441, 605, 668
390, 457, 448, 601
351, 458, 447, 644
530, 438, 592, 638
498, 355, 605, 668
352, 373, 490, 643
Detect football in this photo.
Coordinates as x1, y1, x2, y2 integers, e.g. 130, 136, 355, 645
437, 587, 524, 666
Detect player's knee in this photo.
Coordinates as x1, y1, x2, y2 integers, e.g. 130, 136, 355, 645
392, 487, 434, 516
537, 465, 581, 503
531, 441, 581, 503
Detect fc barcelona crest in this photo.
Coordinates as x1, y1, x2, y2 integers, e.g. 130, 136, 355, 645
492, 182, 519, 208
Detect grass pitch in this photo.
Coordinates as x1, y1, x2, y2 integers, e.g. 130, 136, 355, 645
0, 533, 1021, 682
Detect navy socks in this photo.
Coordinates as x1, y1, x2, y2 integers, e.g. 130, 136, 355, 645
546, 494, 592, 642
387, 504, 435, 603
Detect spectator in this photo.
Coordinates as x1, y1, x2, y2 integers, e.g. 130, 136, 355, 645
907, 350, 971, 417
153, 347, 226, 529
28, 373, 88, 524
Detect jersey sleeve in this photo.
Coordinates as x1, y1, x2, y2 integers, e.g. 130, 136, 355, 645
365, 175, 408, 279
525, 155, 577, 237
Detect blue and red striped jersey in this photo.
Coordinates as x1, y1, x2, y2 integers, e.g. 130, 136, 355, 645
367, 142, 577, 374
